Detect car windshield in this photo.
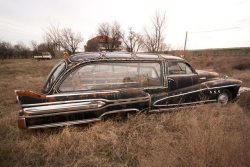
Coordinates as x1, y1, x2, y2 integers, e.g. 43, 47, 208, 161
42, 61, 66, 93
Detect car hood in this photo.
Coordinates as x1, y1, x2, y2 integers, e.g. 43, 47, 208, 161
196, 70, 220, 80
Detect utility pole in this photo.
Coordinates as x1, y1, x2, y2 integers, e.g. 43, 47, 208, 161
183, 31, 188, 56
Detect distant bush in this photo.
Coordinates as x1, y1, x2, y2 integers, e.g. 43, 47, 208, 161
233, 62, 250, 70
0, 41, 32, 59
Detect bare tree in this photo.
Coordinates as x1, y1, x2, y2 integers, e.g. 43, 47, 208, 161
31, 40, 39, 55
98, 22, 111, 50
143, 11, 166, 53
110, 22, 122, 50
44, 24, 61, 49
60, 28, 83, 54
44, 24, 83, 55
43, 24, 61, 57
121, 27, 143, 52
13, 42, 31, 58
97, 22, 122, 51
36, 42, 55, 57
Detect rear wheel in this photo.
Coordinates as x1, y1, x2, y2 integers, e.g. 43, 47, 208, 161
217, 90, 232, 105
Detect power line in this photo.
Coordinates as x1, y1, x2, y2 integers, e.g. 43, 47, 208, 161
189, 27, 241, 33
189, 25, 250, 33
183, 25, 250, 52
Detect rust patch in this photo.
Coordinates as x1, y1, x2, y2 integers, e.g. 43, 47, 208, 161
15, 90, 46, 99
18, 118, 26, 129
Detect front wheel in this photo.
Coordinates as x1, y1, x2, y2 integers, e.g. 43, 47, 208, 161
217, 90, 232, 105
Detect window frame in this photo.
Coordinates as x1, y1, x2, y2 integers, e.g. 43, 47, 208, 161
56, 60, 164, 93
166, 60, 196, 76
42, 60, 66, 94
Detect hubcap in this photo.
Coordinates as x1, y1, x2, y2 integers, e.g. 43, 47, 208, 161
218, 93, 229, 105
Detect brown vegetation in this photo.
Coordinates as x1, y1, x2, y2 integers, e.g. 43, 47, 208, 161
0, 55, 249, 167
185, 54, 250, 87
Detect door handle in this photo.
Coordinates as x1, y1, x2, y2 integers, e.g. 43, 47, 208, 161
168, 78, 175, 82
199, 77, 206, 80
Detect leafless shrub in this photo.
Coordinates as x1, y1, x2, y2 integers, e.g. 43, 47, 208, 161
0, 41, 32, 59
237, 92, 250, 111
233, 61, 250, 71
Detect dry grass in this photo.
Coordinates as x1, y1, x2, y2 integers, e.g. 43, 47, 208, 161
0, 56, 250, 167
185, 55, 250, 87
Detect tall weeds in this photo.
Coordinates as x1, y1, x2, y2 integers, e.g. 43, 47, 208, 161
0, 58, 249, 167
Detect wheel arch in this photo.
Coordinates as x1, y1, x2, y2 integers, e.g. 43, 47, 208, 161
225, 86, 240, 100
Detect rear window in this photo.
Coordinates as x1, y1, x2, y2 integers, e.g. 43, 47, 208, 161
59, 62, 161, 92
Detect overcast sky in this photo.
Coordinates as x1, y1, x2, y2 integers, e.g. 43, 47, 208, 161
0, 0, 250, 50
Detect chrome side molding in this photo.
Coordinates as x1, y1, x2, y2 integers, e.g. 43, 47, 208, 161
26, 108, 139, 129
23, 101, 105, 115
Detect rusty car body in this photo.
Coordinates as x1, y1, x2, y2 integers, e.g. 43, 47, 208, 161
15, 52, 242, 129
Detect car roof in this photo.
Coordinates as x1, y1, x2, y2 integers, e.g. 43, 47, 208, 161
69, 52, 184, 62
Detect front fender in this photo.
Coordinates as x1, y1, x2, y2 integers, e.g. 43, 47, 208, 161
202, 78, 242, 99
202, 78, 242, 88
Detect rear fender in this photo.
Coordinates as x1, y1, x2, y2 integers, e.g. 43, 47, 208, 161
16, 89, 151, 129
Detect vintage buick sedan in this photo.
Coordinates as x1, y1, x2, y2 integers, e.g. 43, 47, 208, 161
15, 52, 242, 129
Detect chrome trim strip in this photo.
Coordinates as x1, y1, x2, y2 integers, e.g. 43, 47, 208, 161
100, 109, 139, 117
143, 86, 167, 90
154, 89, 206, 106
27, 108, 139, 129
154, 99, 216, 107
168, 74, 198, 77
47, 90, 120, 97
22, 96, 150, 108
28, 118, 101, 129
149, 105, 200, 113
23, 97, 150, 118
209, 84, 240, 90
153, 84, 239, 107
22, 99, 109, 108
23, 101, 105, 115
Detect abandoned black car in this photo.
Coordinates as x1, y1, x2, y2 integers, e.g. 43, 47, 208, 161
15, 52, 242, 129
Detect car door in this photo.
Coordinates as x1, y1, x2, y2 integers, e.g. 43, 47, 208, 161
167, 61, 198, 92
164, 60, 200, 105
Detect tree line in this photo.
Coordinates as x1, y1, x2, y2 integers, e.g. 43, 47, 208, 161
0, 10, 167, 60
86, 11, 168, 53
0, 41, 32, 60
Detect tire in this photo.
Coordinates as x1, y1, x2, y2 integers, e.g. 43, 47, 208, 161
217, 89, 232, 105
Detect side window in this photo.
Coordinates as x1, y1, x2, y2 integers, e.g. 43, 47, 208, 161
59, 62, 161, 92
168, 62, 193, 75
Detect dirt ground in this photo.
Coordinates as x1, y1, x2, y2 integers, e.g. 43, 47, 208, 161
0, 55, 249, 167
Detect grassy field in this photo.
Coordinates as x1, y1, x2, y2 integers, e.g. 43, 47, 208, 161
0, 55, 250, 167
